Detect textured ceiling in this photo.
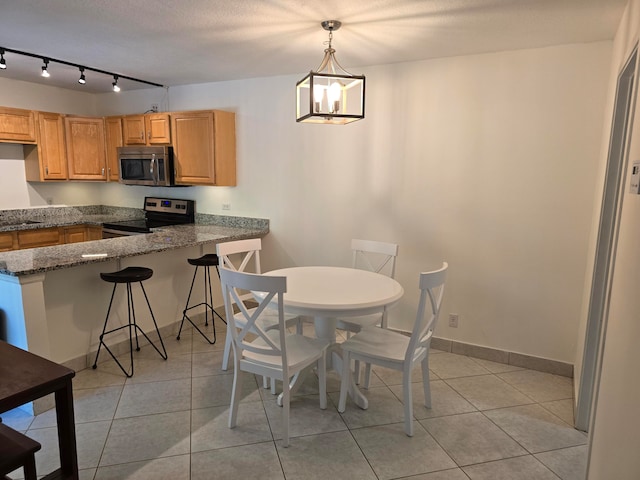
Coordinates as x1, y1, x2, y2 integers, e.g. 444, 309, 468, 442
0, 0, 628, 93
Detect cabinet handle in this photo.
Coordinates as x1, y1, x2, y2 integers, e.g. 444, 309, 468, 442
45, 166, 49, 175
140, 132, 144, 140
148, 131, 151, 140
102, 167, 105, 176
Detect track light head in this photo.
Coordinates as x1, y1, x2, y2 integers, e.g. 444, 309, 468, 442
112, 75, 120, 92
0, 49, 6, 70
41, 58, 50, 78
78, 67, 86, 85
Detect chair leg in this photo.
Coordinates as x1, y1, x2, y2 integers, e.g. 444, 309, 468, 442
23, 454, 38, 480
403, 365, 414, 437
338, 351, 351, 413
228, 363, 243, 429
282, 378, 291, 447
363, 363, 373, 389
222, 329, 233, 371
421, 355, 432, 408
354, 359, 361, 384
318, 353, 327, 410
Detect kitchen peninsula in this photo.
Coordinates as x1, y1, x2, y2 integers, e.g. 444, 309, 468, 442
0, 207, 268, 379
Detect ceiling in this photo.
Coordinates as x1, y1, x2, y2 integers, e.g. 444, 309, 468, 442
0, 0, 628, 94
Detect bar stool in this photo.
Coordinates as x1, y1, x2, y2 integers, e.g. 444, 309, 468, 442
92, 266, 167, 377
0, 423, 41, 480
177, 253, 226, 344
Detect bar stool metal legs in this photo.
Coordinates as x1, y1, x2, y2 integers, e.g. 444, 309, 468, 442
92, 266, 167, 377
177, 254, 226, 344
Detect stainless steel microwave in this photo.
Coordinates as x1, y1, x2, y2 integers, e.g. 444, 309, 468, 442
117, 146, 175, 186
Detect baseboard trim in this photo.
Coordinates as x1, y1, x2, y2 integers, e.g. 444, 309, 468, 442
429, 336, 574, 378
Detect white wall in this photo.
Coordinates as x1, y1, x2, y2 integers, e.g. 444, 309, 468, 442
0, 42, 611, 366
586, 0, 640, 477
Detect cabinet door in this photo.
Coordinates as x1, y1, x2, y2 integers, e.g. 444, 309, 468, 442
39, 112, 68, 180
63, 226, 87, 244
171, 112, 216, 185
24, 112, 68, 181
0, 231, 17, 251
0, 107, 36, 143
17, 227, 62, 249
86, 225, 103, 241
122, 115, 146, 145
105, 116, 123, 181
145, 114, 171, 144
65, 116, 107, 180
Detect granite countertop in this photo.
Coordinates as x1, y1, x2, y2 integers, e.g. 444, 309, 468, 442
0, 206, 269, 276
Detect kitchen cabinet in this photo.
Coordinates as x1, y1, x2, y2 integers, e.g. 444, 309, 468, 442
171, 110, 236, 186
24, 112, 68, 181
0, 106, 36, 144
0, 231, 17, 252
105, 116, 123, 181
65, 116, 107, 181
123, 113, 170, 146
17, 227, 62, 249
63, 225, 102, 243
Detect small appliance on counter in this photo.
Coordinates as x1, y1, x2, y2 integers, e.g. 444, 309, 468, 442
102, 197, 195, 238
118, 146, 175, 186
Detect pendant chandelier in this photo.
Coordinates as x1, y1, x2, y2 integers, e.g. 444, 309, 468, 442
296, 20, 365, 125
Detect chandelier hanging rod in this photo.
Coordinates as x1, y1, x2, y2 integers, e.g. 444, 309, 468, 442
0, 46, 164, 88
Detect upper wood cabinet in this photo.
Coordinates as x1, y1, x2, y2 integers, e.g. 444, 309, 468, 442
24, 112, 68, 181
65, 116, 107, 181
123, 113, 170, 146
0, 107, 37, 144
104, 116, 123, 181
171, 110, 236, 186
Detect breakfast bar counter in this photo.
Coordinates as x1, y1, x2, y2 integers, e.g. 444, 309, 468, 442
0, 217, 269, 384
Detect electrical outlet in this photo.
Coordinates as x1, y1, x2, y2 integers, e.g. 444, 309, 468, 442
151, 104, 158, 113
222, 203, 231, 211
46, 197, 53, 205
448, 314, 459, 328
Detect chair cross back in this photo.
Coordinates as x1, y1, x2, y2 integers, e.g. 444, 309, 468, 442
223, 268, 286, 360
217, 238, 262, 273
406, 264, 448, 363
352, 239, 399, 278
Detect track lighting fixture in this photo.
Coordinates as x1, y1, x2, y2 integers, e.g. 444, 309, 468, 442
0, 46, 163, 92
41, 58, 50, 78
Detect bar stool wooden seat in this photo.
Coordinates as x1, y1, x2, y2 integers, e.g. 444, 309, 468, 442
177, 253, 226, 344
92, 266, 167, 377
0, 423, 41, 480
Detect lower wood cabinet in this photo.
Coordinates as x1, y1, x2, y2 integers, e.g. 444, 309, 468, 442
0, 224, 104, 251
17, 227, 62, 249
0, 231, 17, 252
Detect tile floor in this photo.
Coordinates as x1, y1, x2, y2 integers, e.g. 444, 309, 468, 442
2, 321, 588, 480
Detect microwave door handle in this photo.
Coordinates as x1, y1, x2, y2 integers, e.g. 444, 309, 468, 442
150, 155, 156, 185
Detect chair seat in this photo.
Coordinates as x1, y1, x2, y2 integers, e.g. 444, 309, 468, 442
336, 313, 382, 332
100, 266, 153, 283
0, 423, 41, 476
242, 330, 329, 373
187, 254, 220, 267
341, 326, 424, 365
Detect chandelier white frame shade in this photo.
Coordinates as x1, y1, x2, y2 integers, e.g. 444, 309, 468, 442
296, 21, 365, 125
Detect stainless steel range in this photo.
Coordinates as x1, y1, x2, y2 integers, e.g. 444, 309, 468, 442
102, 197, 195, 238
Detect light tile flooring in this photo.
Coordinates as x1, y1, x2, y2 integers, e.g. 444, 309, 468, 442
3, 322, 588, 480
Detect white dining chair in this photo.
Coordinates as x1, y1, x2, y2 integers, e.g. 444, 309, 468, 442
216, 238, 302, 374
220, 267, 328, 447
338, 262, 448, 437
336, 239, 399, 385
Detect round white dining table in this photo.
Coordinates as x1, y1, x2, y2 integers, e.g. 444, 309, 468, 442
263, 266, 404, 408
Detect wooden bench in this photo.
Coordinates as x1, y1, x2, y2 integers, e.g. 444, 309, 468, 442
0, 422, 41, 480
